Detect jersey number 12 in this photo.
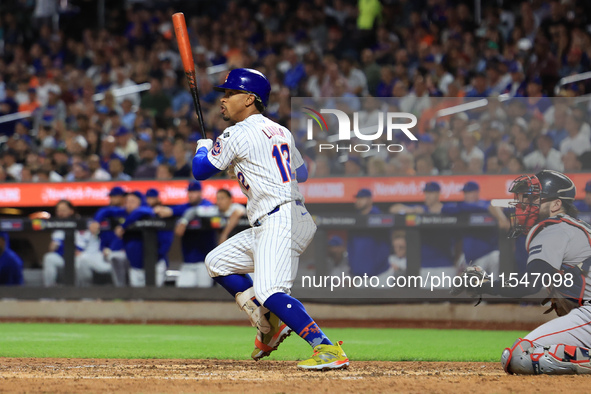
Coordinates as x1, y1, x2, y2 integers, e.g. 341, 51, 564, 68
272, 144, 291, 183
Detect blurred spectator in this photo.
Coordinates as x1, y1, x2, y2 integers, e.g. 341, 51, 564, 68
485, 155, 502, 174
562, 151, 582, 172
523, 134, 564, 172
88, 154, 111, 180
42, 200, 97, 286
545, 102, 569, 149
347, 188, 390, 277
145, 188, 162, 208
99, 136, 124, 171
401, 75, 430, 116
465, 72, 491, 98
361, 49, 381, 96
0, 232, 24, 286
282, 48, 306, 91
560, 47, 585, 78
394, 151, 416, 176
367, 156, 387, 176
313, 155, 332, 177
140, 77, 171, 119
156, 163, 174, 180
375, 66, 396, 97
415, 155, 438, 176
120, 99, 137, 130
460, 131, 484, 165
172, 140, 191, 178
525, 77, 552, 114
327, 235, 349, 276
0, 83, 19, 135
157, 137, 175, 166
111, 68, 140, 107
574, 181, 591, 213
387, 231, 406, 277
2, 150, 23, 181
340, 56, 369, 97
18, 87, 40, 113
560, 116, 591, 156
37, 86, 66, 126
503, 61, 527, 97
505, 156, 526, 174
134, 145, 159, 179
65, 162, 91, 182
344, 156, 365, 176
114, 126, 139, 162
108, 157, 132, 181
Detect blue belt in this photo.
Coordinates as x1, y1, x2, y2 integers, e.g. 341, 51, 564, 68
254, 201, 303, 227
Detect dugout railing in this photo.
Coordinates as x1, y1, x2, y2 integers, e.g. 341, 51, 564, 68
0, 211, 578, 303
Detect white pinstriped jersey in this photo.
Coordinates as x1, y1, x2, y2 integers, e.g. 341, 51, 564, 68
208, 114, 305, 226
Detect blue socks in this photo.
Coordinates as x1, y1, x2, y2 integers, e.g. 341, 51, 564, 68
264, 292, 332, 347
215, 276, 331, 348
213, 274, 253, 297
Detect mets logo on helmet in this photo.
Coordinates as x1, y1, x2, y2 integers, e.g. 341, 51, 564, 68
212, 139, 223, 156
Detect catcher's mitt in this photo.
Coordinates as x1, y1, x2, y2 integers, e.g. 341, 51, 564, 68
450, 265, 490, 305
541, 263, 586, 317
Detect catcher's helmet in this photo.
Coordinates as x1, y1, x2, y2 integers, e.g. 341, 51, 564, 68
535, 170, 576, 201
507, 170, 576, 237
214, 68, 271, 108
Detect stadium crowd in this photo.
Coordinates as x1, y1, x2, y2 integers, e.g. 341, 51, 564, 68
0, 0, 591, 182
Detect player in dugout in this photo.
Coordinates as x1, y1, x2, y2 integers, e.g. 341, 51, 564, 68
0, 232, 23, 285
154, 182, 218, 288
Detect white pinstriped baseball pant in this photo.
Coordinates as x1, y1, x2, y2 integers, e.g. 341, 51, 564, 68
205, 201, 316, 304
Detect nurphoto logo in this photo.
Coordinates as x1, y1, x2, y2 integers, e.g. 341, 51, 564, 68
303, 107, 418, 153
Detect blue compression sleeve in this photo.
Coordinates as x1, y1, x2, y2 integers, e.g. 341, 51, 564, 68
264, 292, 332, 347
296, 163, 308, 183
192, 147, 221, 180
214, 274, 253, 297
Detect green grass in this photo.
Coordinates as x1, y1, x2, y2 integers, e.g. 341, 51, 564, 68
0, 323, 527, 362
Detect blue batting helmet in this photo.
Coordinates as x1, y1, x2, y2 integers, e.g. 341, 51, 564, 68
214, 68, 271, 108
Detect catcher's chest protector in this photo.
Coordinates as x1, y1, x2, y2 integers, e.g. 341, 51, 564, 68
526, 215, 591, 253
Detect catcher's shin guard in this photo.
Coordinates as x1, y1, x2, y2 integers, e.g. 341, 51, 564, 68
502, 338, 591, 375
236, 287, 271, 334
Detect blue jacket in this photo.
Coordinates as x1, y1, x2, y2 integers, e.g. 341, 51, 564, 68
119, 206, 174, 269
171, 200, 217, 263
0, 246, 23, 285
94, 206, 127, 251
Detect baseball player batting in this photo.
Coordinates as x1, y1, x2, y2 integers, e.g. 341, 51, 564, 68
192, 68, 348, 370
459, 170, 591, 374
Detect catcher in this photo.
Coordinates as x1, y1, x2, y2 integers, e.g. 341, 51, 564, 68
457, 170, 591, 375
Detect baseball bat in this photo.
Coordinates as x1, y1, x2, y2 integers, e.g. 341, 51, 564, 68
172, 12, 207, 139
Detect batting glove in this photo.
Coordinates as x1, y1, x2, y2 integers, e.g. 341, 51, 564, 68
196, 138, 213, 153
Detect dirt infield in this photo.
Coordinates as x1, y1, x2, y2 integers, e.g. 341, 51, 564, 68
2, 358, 590, 393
